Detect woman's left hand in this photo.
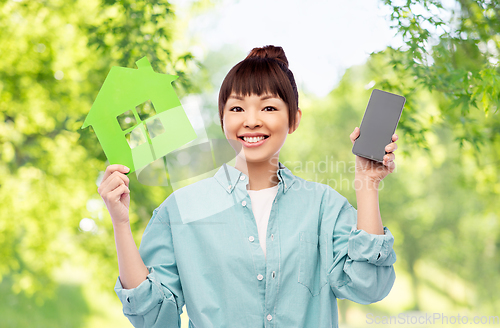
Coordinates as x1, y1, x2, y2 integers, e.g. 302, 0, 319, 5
350, 127, 398, 183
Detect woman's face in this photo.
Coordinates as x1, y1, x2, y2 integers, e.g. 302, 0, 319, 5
222, 92, 300, 165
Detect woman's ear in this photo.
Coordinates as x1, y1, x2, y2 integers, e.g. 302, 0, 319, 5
289, 108, 302, 134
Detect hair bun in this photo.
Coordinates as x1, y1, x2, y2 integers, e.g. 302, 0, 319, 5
245, 45, 289, 68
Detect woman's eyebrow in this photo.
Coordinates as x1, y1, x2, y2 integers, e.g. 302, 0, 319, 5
227, 94, 279, 101
260, 94, 278, 100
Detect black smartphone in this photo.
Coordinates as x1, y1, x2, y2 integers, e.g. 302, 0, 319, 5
352, 89, 406, 162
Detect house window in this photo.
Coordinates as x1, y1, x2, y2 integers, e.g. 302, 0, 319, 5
117, 110, 137, 131
136, 100, 157, 121
125, 127, 147, 148
117, 100, 166, 149
145, 117, 165, 139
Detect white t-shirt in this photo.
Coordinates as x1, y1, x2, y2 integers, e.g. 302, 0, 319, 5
247, 184, 279, 259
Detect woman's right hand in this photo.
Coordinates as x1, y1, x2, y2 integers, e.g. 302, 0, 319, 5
98, 164, 131, 226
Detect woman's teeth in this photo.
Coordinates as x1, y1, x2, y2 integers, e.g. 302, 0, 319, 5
242, 136, 266, 143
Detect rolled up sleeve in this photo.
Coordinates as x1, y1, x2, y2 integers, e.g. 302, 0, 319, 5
113, 206, 184, 328
327, 198, 396, 305
348, 226, 396, 266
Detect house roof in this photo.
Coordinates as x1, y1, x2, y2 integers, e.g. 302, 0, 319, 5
81, 57, 179, 129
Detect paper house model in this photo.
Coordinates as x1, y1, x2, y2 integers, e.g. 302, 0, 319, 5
81, 57, 197, 173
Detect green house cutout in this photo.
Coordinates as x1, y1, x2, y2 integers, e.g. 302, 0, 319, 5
81, 57, 197, 173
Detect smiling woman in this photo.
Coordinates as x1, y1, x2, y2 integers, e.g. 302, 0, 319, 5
109, 45, 397, 328
218, 45, 300, 131
217, 46, 302, 191
222, 92, 301, 188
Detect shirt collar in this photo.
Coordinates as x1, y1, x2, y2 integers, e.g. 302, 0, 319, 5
214, 161, 296, 194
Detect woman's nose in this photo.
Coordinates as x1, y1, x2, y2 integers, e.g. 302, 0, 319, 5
244, 111, 262, 128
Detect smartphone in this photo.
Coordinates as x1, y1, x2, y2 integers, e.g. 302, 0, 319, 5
352, 89, 406, 162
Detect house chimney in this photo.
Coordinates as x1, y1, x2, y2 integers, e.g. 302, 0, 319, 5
136, 56, 154, 72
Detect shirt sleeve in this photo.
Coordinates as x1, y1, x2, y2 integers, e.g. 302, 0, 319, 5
114, 206, 185, 328
326, 197, 396, 304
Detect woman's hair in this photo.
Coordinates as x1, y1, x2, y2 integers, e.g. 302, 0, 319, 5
218, 45, 299, 132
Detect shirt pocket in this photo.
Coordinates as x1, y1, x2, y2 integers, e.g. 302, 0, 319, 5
298, 231, 328, 297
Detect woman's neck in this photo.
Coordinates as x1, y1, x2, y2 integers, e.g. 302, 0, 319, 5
234, 158, 280, 191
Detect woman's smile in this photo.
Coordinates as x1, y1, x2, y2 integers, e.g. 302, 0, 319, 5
238, 135, 270, 148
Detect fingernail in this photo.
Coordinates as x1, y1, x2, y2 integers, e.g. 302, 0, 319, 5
123, 166, 130, 172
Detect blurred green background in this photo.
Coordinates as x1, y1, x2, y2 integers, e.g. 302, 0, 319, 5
0, 0, 499, 327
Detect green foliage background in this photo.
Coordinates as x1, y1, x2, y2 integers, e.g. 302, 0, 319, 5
0, 0, 498, 327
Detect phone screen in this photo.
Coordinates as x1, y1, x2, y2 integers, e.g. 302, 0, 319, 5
352, 89, 406, 162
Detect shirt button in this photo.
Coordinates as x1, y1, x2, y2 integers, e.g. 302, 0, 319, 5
257, 274, 263, 280
241, 200, 246, 206
272, 271, 276, 278
248, 236, 255, 242
227, 185, 231, 190
267, 314, 272, 321
271, 234, 274, 241
240, 176, 245, 180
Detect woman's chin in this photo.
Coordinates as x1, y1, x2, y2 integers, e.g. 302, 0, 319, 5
235, 153, 276, 165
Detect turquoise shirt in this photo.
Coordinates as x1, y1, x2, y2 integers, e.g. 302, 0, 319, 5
114, 161, 396, 328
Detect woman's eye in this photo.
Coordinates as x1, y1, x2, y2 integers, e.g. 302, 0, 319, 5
229, 106, 276, 112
